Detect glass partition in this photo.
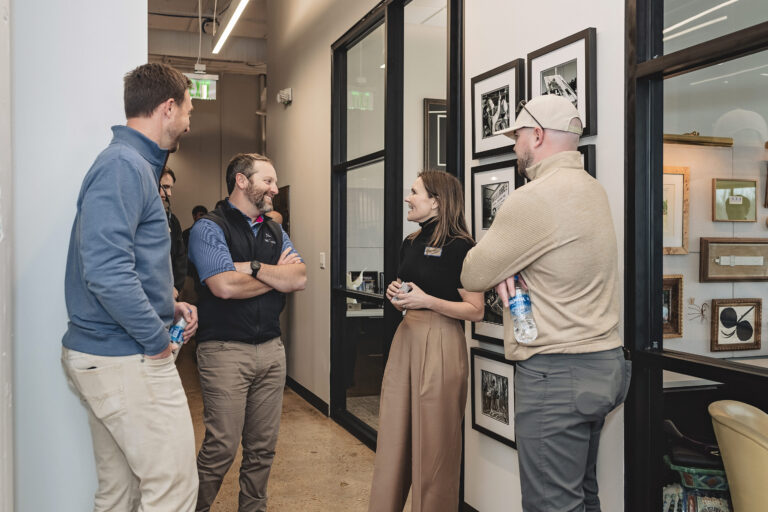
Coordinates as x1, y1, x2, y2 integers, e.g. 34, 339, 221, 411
347, 24, 386, 161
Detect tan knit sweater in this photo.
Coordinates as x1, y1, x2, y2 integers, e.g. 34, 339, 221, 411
461, 151, 622, 361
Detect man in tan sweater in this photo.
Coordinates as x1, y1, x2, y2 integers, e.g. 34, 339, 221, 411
461, 95, 631, 512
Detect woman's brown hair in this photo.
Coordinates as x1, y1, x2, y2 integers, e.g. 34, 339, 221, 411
407, 170, 474, 248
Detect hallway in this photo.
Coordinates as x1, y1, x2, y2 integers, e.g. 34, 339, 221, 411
177, 343, 376, 511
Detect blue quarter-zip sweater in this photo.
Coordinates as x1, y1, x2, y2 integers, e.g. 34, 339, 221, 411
62, 126, 174, 356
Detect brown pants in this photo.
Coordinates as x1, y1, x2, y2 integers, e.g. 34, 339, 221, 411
195, 338, 286, 512
369, 310, 468, 512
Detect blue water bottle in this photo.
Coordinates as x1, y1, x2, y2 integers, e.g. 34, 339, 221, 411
169, 317, 187, 344
509, 275, 538, 344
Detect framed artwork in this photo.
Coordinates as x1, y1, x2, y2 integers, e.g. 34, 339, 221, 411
578, 144, 596, 177
470, 347, 516, 449
662, 275, 683, 338
471, 160, 522, 344
423, 98, 447, 171
712, 178, 757, 222
527, 28, 597, 136
471, 59, 525, 159
700, 238, 768, 282
663, 166, 690, 255
710, 298, 761, 352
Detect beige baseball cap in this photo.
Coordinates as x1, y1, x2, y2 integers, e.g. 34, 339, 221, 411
498, 94, 583, 141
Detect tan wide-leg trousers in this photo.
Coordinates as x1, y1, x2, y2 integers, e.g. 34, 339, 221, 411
369, 309, 468, 512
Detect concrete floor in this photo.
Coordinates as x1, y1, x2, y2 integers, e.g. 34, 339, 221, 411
177, 342, 383, 511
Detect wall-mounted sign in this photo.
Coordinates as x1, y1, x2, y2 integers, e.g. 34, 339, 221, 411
184, 73, 218, 101
348, 90, 374, 111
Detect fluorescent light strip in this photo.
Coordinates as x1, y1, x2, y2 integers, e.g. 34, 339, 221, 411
212, 0, 249, 54
663, 16, 727, 42
690, 63, 768, 86
663, 0, 738, 34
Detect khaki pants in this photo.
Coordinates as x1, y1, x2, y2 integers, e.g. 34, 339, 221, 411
195, 338, 286, 512
61, 347, 198, 512
369, 310, 468, 512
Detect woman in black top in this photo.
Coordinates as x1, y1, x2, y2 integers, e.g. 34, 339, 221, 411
368, 171, 483, 512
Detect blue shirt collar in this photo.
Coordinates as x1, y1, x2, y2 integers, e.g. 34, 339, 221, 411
110, 125, 168, 179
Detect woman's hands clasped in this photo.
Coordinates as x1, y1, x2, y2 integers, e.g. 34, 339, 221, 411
388, 280, 432, 311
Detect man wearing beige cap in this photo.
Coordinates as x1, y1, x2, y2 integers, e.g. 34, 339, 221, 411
461, 94, 631, 512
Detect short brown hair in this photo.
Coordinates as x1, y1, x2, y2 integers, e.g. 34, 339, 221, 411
225, 153, 273, 194
124, 63, 191, 119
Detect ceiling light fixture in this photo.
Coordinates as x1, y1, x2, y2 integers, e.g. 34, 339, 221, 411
212, 0, 249, 54
663, 0, 738, 34
663, 16, 727, 42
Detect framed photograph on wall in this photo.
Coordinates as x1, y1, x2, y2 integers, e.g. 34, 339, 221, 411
712, 178, 758, 222
471, 59, 525, 160
662, 275, 683, 338
578, 144, 596, 177
423, 98, 447, 171
471, 159, 522, 344
700, 238, 768, 282
710, 298, 761, 352
663, 166, 690, 255
527, 28, 597, 136
471, 347, 516, 449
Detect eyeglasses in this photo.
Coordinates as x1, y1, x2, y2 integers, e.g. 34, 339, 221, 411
515, 100, 544, 131
160, 184, 173, 192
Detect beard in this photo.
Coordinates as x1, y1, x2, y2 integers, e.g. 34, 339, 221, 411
246, 182, 273, 212
516, 145, 533, 181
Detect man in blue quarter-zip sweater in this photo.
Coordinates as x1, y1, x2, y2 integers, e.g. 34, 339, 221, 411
61, 63, 199, 512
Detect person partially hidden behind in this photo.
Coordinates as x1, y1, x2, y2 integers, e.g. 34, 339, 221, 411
461, 94, 632, 512
61, 63, 199, 511
183, 204, 209, 250
159, 167, 187, 298
188, 152, 307, 512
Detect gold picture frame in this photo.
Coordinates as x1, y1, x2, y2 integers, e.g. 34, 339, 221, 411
700, 238, 768, 282
662, 275, 683, 338
712, 178, 758, 222
663, 166, 689, 254
710, 298, 761, 352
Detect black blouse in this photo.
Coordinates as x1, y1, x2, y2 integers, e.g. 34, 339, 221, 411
397, 219, 474, 303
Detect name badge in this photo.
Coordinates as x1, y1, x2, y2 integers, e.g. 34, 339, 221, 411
424, 246, 443, 257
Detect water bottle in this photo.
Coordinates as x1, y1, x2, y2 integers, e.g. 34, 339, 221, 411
169, 317, 187, 344
395, 282, 411, 316
509, 275, 538, 344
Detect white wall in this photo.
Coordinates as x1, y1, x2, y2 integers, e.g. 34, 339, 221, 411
11, 1, 147, 509
463, 1, 626, 511
267, 0, 381, 403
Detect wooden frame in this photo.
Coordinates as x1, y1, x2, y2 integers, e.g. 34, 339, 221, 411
471, 59, 525, 159
712, 178, 758, 222
527, 28, 597, 136
710, 298, 762, 352
700, 237, 768, 282
423, 98, 446, 171
663, 166, 689, 254
662, 275, 683, 338
470, 347, 516, 449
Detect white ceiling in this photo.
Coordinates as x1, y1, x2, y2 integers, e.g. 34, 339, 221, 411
149, 0, 268, 39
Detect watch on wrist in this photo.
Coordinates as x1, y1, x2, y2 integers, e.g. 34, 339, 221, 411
250, 260, 262, 277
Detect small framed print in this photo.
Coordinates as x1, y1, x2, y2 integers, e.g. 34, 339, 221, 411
423, 98, 446, 171
471, 59, 525, 159
471, 160, 522, 344
527, 28, 597, 136
578, 144, 596, 177
712, 178, 758, 222
700, 238, 768, 282
710, 298, 761, 352
471, 347, 516, 449
662, 275, 683, 338
663, 166, 690, 255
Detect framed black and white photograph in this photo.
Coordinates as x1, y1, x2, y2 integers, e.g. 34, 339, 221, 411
578, 144, 596, 177
471, 159, 522, 344
710, 298, 761, 352
471, 59, 525, 160
471, 347, 516, 449
423, 98, 446, 171
527, 28, 597, 136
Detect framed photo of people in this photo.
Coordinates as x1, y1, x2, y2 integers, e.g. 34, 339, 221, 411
710, 298, 761, 352
423, 98, 447, 171
527, 28, 597, 136
471, 59, 525, 160
663, 166, 690, 255
470, 159, 522, 345
471, 347, 516, 449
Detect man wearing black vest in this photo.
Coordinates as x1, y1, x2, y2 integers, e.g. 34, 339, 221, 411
187, 153, 306, 512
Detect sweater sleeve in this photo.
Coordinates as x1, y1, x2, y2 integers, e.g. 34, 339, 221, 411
78, 158, 169, 355
461, 188, 559, 292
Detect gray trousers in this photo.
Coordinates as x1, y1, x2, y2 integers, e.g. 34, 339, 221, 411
195, 338, 286, 512
515, 347, 631, 512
